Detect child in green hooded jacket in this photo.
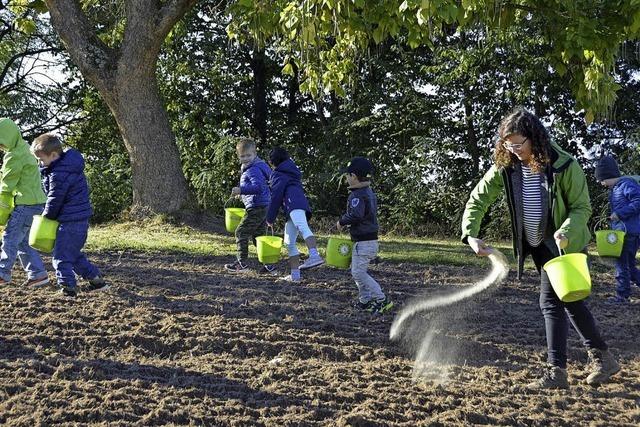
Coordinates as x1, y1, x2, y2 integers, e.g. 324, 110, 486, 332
0, 118, 50, 288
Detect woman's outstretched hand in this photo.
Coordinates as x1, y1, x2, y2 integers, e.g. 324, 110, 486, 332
468, 236, 493, 256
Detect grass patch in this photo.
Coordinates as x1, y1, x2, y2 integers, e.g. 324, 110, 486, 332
86, 220, 518, 267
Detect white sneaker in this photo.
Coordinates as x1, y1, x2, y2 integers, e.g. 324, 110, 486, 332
277, 274, 301, 283
299, 255, 324, 270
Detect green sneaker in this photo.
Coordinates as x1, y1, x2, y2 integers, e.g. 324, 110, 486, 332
372, 297, 394, 314
526, 365, 569, 390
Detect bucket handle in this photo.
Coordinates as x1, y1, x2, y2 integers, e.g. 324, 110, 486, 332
594, 217, 626, 233
224, 197, 241, 209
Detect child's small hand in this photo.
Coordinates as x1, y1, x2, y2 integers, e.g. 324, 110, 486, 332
231, 187, 241, 196
336, 221, 342, 231
610, 212, 620, 222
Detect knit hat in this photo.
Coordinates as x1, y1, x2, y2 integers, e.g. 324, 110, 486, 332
595, 155, 621, 181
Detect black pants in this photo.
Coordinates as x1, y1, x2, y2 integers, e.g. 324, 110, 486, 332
235, 206, 267, 262
525, 241, 607, 368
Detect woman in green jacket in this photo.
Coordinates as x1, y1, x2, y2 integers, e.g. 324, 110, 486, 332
461, 108, 619, 389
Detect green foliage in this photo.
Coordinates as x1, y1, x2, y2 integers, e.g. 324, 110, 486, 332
65, 87, 131, 223
227, 0, 640, 118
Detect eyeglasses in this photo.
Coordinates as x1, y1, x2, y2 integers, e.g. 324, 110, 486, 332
501, 137, 529, 151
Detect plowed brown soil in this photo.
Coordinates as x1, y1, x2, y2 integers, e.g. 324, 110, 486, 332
1, 250, 638, 426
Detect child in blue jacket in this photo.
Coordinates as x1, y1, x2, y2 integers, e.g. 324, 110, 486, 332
595, 155, 640, 304
225, 138, 273, 273
32, 134, 108, 298
266, 147, 324, 282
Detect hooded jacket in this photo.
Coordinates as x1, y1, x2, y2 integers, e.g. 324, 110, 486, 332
0, 118, 46, 205
41, 149, 93, 222
266, 158, 311, 224
239, 157, 271, 209
461, 141, 592, 278
609, 177, 640, 235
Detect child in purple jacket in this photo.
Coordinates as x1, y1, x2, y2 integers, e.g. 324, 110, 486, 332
266, 147, 324, 282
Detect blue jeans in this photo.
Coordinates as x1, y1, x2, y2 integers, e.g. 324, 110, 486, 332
52, 220, 99, 290
615, 233, 640, 299
0, 204, 47, 282
526, 241, 607, 368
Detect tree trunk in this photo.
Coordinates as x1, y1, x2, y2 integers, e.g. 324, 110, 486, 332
251, 48, 268, 144
463, 96, 480, 178
44, 0, 196, 215
107, 68, 190, 213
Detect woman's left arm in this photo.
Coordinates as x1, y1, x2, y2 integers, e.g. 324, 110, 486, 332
557, 160, 592, 240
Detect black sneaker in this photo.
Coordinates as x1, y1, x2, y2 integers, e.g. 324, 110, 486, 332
260, 264, 278, 275
372, 297, 394, 314
86, 276, 110, 292
59, 287, 77, 298
224, 260, 249, 273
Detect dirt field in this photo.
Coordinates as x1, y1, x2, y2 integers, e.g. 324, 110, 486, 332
0, 248, 639, 426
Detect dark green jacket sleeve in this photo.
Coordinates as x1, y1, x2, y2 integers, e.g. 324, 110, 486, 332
461, 165, 505, 243
554, 160, 592, 253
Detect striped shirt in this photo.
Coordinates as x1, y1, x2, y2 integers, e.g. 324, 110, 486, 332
522, 165, 543, 246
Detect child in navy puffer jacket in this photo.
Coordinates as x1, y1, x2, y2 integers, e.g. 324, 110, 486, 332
224, 137, 273, 273
32, 134, 108, 298
266, 147, 324, 282
595, 155, 640, 304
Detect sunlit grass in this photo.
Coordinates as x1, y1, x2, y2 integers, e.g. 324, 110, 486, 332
85, 219, 519, 267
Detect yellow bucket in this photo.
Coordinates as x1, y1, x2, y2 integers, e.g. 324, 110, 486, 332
256, 235, 282, 264
594, 220, 626, 258
225, 208, 246, 233
326, 237, 353, 269
543, 253, 591, 302
29, 215, 59, 253
0, 193, 15, 226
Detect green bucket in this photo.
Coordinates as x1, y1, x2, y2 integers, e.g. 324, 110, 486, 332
225, 207, 246, 233
256, 235, 283, 264
326, 237, 353, 269
595, 220, 626, 258
543, 253, 591, 302
29, 215, 59, 253
0, 192, 15, 226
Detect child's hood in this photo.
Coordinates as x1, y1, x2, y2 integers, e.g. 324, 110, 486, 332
275, 158, 301, 180
0, 118, 23, 150
49, 149, 85, 174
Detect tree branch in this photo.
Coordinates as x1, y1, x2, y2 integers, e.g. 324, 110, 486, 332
43, 0, 116, 92
0, 47, 61, 87
156, 0, 198, 39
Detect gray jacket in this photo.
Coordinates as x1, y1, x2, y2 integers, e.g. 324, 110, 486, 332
339, 185, 379, 242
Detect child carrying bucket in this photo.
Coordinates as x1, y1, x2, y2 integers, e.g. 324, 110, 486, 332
461, 108, 619, 389
224, 137, 274, 274
266, 147, 324, 282
0, 118, 50, 288
32, 134, 109, 298
595, 155, 640, 304
336, 157, 392, 314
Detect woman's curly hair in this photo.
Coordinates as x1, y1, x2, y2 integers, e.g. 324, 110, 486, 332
494, 108, 551, 173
